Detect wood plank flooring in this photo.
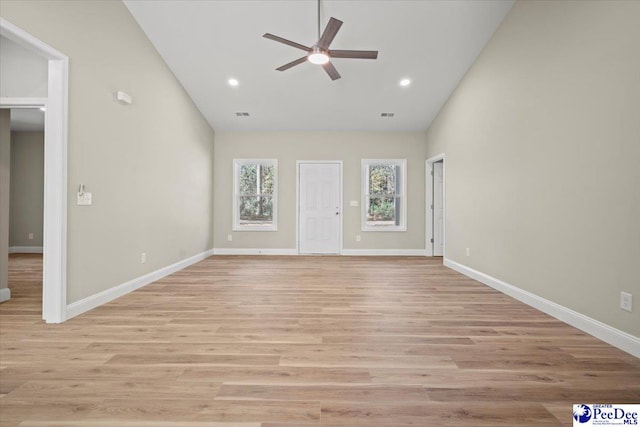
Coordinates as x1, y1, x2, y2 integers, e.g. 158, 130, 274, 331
1, 253, 638, 426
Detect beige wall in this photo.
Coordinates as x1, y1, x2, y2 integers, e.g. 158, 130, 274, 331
0, 109, 9, 295
10, 131, 44, 248
214, 132, 427, 251
426, 1, 640, 337
0, 36, 48, 98
0, 1, 215, 304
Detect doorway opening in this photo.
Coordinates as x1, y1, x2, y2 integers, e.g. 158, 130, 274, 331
6, 108, 45, 312
426, 154, 445, 258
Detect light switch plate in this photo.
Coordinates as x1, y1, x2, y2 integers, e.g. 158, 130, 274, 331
77, 192, 92, 206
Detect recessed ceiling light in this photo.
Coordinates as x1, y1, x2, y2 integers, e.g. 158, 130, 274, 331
228, 78, 239, 87
400, 78, 411, 87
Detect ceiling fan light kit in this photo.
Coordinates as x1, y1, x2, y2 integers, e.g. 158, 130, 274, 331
263, 0, 378, 80
308, 47, 330, 65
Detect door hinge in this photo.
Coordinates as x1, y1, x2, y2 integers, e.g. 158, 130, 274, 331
430, 204, 434, 210
431, 171, 434, 176
430, 238, 434, 243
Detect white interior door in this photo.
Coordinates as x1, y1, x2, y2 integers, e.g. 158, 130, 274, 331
299, 163, 341, 254
433, 160, 444, 256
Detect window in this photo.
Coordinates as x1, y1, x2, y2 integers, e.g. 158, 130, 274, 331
233, 159, 277, 231
362, 159, 406, 231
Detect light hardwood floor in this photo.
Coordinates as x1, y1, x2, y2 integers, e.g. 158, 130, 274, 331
1, 253, 638, 426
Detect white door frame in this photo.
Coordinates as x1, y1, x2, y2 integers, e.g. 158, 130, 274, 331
426, 154, 445, 257
1, 18, 69, 323
296, 160, 343, 255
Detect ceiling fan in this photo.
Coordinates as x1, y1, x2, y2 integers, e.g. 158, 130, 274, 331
262, 0, 378, 80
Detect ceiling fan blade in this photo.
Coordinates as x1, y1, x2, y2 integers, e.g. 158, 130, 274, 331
322, 61, 341, 80
263, 33, 310, 51
317, 17, 343, 49
330, 50, 378, 60
276, 56, 308, 71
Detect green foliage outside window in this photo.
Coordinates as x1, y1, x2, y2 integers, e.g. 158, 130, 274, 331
367, 164, 399, 224
239, 164, 274, 224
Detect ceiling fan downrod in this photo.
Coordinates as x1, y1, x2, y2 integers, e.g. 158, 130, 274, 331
317, 0, 321, 40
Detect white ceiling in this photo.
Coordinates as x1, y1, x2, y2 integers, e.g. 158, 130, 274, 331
10, 109, 45, 132
125, 1, 514, 132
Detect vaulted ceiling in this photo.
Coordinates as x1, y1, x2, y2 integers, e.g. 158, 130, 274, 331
125, 1, 513, 132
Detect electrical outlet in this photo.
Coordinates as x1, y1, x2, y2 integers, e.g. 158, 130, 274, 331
466, 248, 470, 256
356, 235, 361, 242
141, 252, 146, 264
227, 234, 233, 242
620, 292, 632, 312
28, 232, 34, 240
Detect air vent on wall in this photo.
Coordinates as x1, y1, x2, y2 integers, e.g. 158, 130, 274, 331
235, 112, 250, 117
380, 112, 395, 117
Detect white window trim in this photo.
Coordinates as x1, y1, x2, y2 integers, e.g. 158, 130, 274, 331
361, 159, 407, 232
233, 159, 278, 231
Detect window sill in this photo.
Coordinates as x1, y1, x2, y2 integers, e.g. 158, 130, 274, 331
232, 226, 278, 232
361, 226, 407, 232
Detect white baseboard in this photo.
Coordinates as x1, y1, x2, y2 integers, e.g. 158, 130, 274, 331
0, 287, 10, 302
342, 249, 427, 256
212, 248, 427, 256
66, 248, 214, 320
213, 248, 298, 255
9, 246, 43, 254
444, 258, 640, 358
